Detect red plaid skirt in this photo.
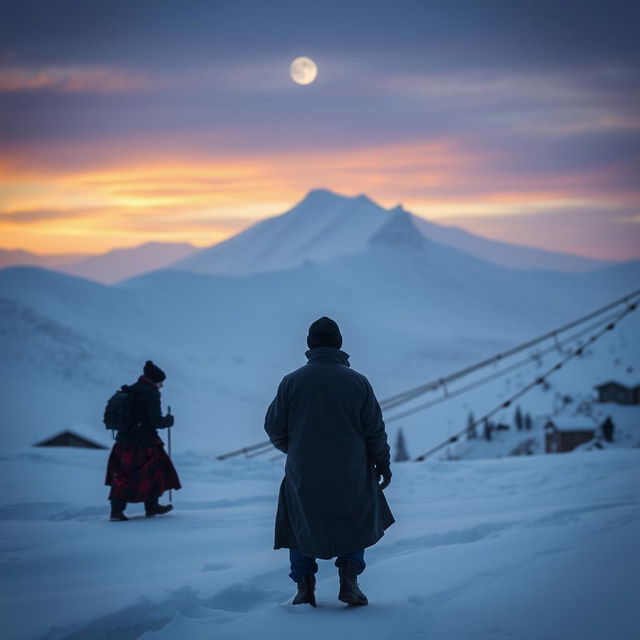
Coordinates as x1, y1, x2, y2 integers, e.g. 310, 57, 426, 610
105, 440, 181, 503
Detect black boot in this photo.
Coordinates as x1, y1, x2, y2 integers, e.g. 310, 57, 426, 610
338, 562, 368, 606
110, 510, 128, 521
292, 573, 317, 607
145, 503, 173, 517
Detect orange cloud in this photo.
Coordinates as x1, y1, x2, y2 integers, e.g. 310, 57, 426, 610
1, 135, 637, 256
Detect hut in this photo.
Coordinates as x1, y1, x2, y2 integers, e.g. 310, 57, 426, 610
544, 417, 596, 453
594, 381, 640, 405
34, 430, 108, 450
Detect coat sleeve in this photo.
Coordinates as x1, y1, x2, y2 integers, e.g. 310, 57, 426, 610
144, 389, 169, 429
264, 378, 289, 453
360, 378, 391, 464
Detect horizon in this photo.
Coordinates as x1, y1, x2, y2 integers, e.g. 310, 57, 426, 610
1, 1, 639, 260
1, 187, 632, 263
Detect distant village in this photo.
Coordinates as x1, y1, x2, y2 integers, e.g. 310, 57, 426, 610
392, 379, 639, 462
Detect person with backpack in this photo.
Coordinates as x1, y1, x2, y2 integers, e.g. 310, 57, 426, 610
104, 360, 181, 521
264, 317, 394, 607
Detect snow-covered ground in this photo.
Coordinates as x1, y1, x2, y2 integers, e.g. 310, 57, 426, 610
0, 447, 638, 639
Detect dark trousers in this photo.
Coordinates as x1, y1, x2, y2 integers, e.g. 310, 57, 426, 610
289, 549, 366, 582
110, 497, 158, 512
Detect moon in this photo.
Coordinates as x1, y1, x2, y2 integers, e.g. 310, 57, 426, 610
290, 56, 318, 85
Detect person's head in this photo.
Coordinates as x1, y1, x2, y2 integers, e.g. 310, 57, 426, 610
307, 317, 342, 350
144, 360, 166, 388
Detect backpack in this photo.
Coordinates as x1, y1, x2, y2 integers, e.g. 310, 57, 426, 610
103, 385, 140, 432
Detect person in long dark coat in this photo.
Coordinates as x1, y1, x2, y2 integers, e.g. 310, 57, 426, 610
105, 360, 181, 521
264, 317, 394, 607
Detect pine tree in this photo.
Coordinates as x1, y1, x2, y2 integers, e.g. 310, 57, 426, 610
467, 412, 477, 439
514, 405, 523, 431
525, 413, 533, 431
394, 427, 410, 462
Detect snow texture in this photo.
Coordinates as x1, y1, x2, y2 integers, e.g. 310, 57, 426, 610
0, 448, 637, 639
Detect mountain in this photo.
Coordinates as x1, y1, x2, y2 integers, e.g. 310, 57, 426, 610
0, 248, 87, 269
59, 241, 198, 284
1, 191, 618, 282
0, 243, 198, 284
171, 189, 390, 275
170, 190, 614, 275
406, 208, 615, 273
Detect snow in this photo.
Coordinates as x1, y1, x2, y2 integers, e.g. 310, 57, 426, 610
408, 211, 616, 273
544, 415, 598, 431
0, 447, 638, 639
2, 188, 640, 639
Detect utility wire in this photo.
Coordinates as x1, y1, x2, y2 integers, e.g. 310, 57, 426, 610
381, 288, 640, 410
385, 307, 627, 424
216, 440, 273, 461
413, 301, 637, 461
216, 288, 639, 461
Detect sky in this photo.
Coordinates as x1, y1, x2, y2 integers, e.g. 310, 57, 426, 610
1, 0, 639, 259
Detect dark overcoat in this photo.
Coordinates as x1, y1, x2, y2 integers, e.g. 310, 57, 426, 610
264, 347, 395, 559
116, 376, 169, 446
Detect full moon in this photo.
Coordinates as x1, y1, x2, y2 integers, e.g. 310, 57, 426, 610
290, 56, 318, 85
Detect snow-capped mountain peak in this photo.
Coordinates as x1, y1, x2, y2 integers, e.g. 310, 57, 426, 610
369, 208, 428, 250
171, 189, 390, 275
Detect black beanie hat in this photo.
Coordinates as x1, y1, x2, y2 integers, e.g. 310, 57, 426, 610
143, 360, 166, 383
307, 316, 343, 349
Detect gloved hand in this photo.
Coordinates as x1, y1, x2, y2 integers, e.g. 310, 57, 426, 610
163, 414, 175, 427
375, 460, 392, 490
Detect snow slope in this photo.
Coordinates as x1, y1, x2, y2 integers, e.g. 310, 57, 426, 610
59, 242, 198, 284
170, 190, 612, 276
409, 211, 616, 273
1, 210, 638, 455
0, 447, 637, 639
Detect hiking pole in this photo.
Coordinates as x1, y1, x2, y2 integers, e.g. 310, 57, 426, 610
168, 404, 173, 504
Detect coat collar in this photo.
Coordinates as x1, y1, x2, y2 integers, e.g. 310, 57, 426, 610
305, 347, 351, 367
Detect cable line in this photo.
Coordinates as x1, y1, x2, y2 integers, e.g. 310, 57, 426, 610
413, 301, 637, 461
381, 288, 640, 410
385, 307, 626, 424
216, 288, 639, 461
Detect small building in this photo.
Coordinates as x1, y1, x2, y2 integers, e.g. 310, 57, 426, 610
34, 430, 108, 450
594, 381, 640, 405
544, 417, 596, 453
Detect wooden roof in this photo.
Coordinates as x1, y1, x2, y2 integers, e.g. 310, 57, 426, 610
33, 430, 108, 449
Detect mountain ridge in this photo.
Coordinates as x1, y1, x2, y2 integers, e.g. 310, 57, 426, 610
170, 189, 618, 277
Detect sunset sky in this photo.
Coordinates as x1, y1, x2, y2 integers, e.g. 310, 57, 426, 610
1, 0, 639, 259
